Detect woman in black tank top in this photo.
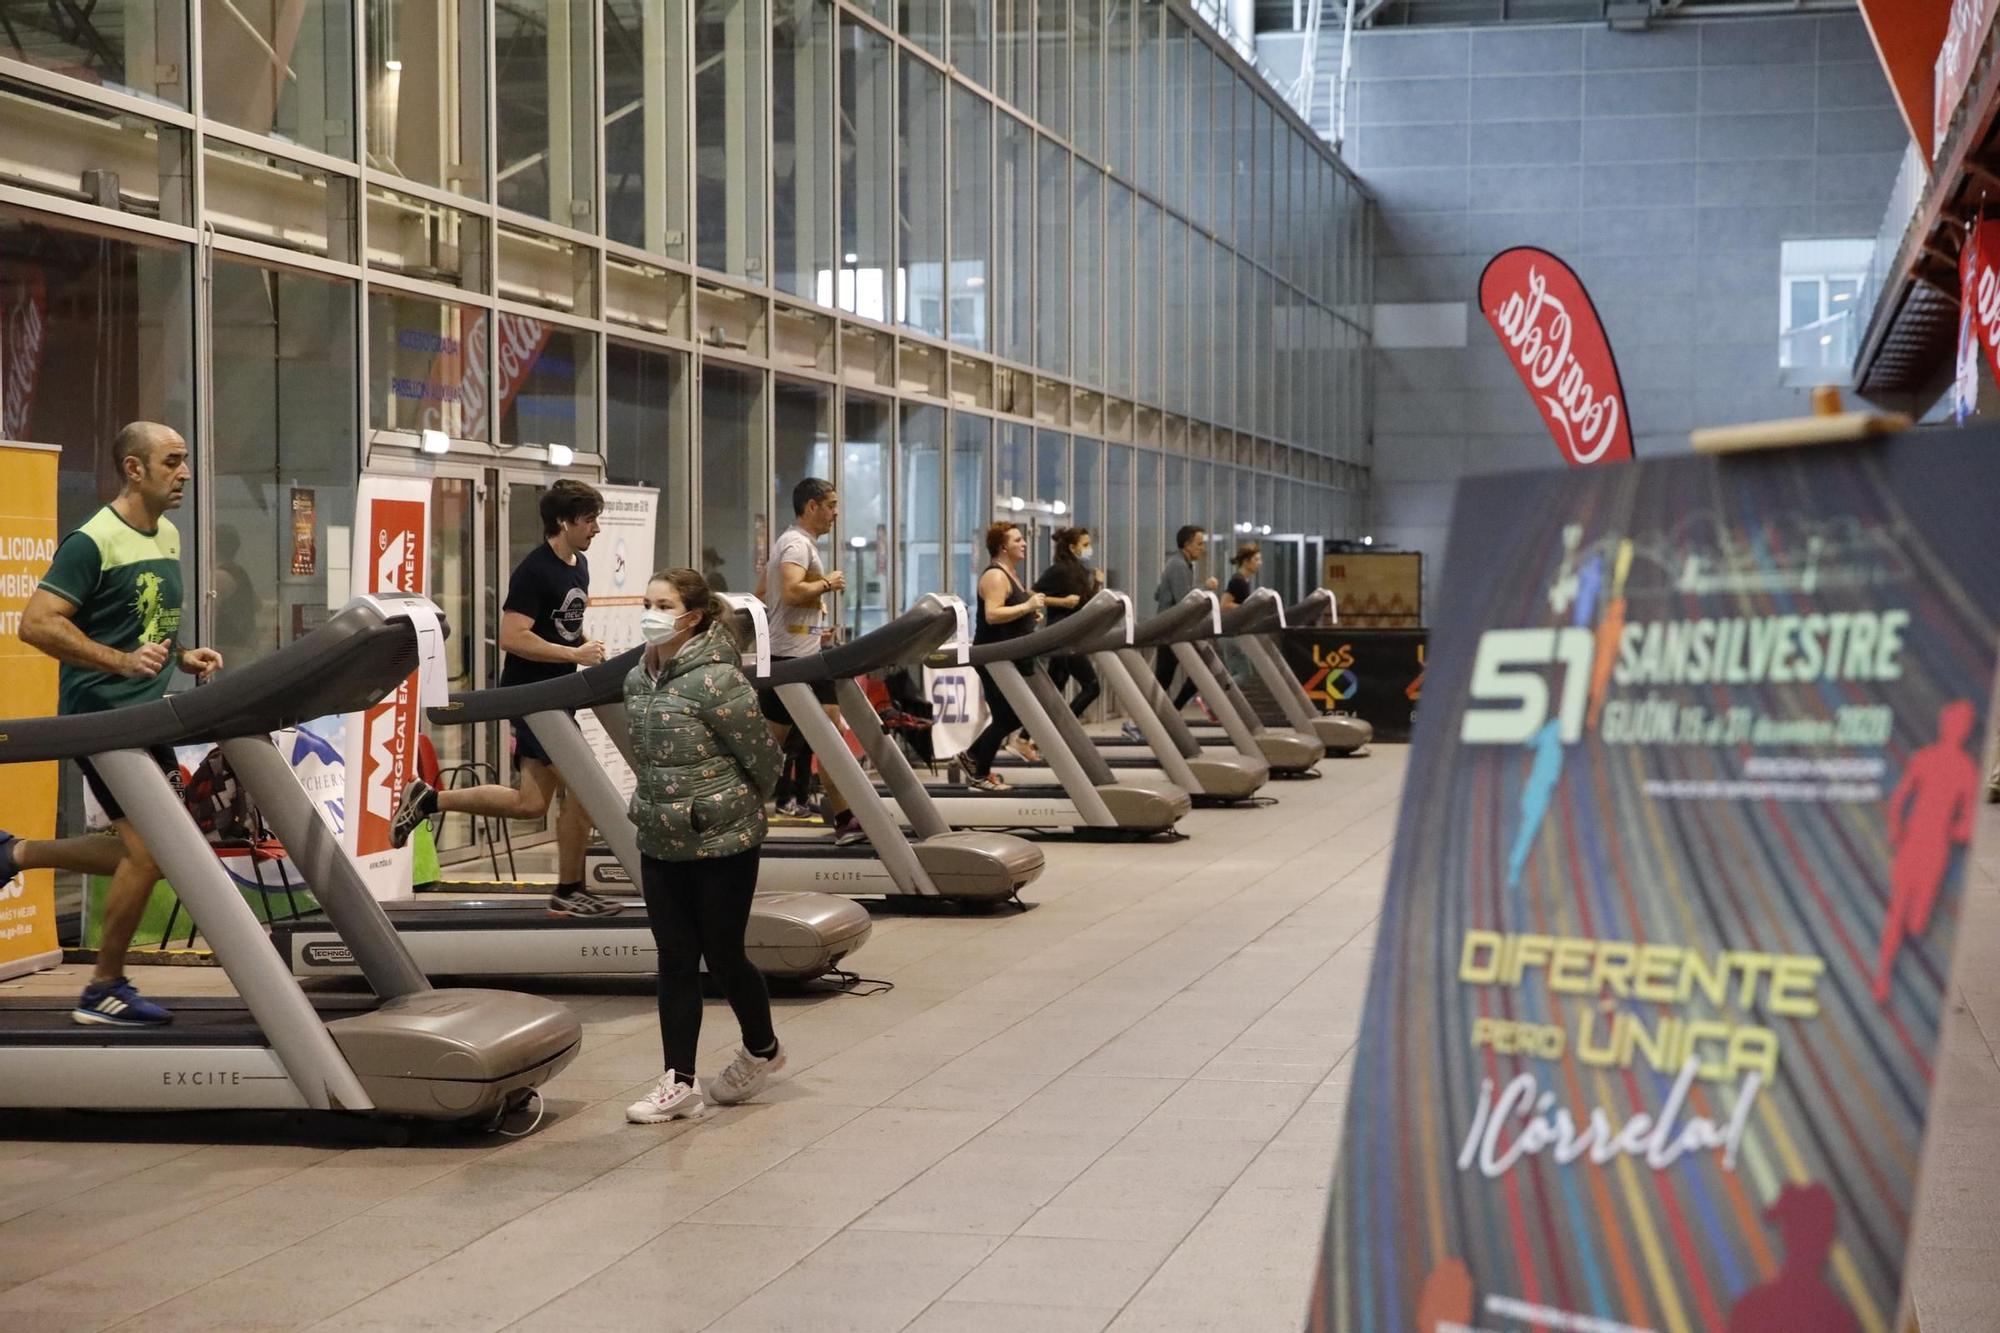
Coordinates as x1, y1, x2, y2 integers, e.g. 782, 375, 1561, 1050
964, 522, 1045, 785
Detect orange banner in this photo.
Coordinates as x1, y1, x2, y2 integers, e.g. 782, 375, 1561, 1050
0, 440, 60, 979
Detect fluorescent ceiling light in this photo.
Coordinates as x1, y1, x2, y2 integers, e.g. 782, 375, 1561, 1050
420, 428, 450, 455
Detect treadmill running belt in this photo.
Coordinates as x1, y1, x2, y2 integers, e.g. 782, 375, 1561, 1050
0, 994, 383, 1045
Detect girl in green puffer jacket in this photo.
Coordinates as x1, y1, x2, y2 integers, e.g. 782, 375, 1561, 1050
623, 568, 787, 1126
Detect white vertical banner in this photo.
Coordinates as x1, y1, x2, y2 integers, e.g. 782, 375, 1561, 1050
579, 484, 658, 797
923, 663, 986, 762
341, 475, 431, 900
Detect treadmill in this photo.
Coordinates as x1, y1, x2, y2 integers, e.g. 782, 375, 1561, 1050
896, 590, 1192, 835
993, 592, 1272, 803
270, 644, 874, 983
1086, 590, 1328, 776
726, 594, 1045, 900
1240, 589, 1372, 755
0, 595, 582, 1121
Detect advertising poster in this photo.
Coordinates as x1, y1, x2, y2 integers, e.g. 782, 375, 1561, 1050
1321, 551, 1424, 628
0, 440, 59, 979
341, 476, 430, 899
577, 484, 657, 797
1281, 628, 1426, 742
1312, 433, 2000, 1333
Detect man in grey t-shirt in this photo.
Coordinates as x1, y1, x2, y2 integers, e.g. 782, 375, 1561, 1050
756, 477, 864, 845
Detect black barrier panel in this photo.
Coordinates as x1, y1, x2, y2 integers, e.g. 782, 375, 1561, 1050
1279, 627, 1427, 742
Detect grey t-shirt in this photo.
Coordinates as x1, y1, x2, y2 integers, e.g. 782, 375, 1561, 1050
764, 524, 827, 657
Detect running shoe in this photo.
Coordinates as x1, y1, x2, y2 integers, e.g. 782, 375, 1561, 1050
625, 1073, 706, 1124
73, 976, 172, 1027
966, 772, 1009, 792
1007, 737, 1042, 763
548, 887, 624, 918
833, 813, 867, 846
1119, 722, 1146, 743
775, 798, 810, 819
388, 779, 438, 849
707, 1044, 786, 1106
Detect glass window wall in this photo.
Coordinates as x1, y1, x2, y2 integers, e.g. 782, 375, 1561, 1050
948, 86, 991, 352
495, 0, 594, 226
899, 53, 948, 338
1037, 0, 1068, 139
901, 1, 945, 57
604, 0, 688, 257
699, 361, 765, 595
1072, 437, 1100, 549
949, 413, 990, 598
211, 260, 356, 663
949, 0, 990, 87
1105, 181, 1132, 397
773, 0, 835, 302
838, 14, 893, 322
996, 0, 1032, 119
1035, 138, 1069, 377
995, 113, 1034, 366
369, 289, 484, 439
497, 317, 594, 453
203, 0, 353, 155
1136, 200, 1161, 406
367, 0, 487, 197
1072, 160, 1101, 390
1136, 448, 1160, 595
900, 404, 944, 605
842, 392, 892, 635
694, 0, 767, 280
1071, 0, 1101, 161
1101, 442, 1131, 597
606, 339, 686, 573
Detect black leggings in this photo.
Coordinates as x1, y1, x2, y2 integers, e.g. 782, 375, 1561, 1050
1048, 653, 1101, 717
640, 848, 776, 1081
772, 731, 814, 805
1155, 646, 1199, 710
964, 664, 1023, 778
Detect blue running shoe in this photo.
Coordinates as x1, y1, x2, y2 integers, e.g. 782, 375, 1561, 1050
73, 977, 173, 1027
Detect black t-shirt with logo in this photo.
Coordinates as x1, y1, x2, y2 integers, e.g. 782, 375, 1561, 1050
499, 541, 590, 687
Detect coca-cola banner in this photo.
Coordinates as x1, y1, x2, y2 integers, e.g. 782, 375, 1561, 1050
1958, 219, 2000, 401
1478, 248, 1636, 468
0, 265, 48, 442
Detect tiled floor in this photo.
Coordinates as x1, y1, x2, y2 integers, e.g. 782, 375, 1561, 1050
1, 746, 1996, 1331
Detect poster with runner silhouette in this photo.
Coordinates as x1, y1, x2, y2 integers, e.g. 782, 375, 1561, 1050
1310, 428, 2000, 1333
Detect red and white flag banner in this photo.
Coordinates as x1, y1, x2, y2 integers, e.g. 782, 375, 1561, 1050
1478, 248, 1636, 468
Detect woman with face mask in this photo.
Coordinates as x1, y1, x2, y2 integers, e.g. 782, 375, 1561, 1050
1033, 526, 1101, 718
622, 568, 786, 1125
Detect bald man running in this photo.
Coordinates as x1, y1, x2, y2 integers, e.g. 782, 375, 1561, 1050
0, 422, 223, 1025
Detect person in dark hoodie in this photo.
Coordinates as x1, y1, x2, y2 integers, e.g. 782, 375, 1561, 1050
1033, 525, 1101, 717
622, 567, 786, 1125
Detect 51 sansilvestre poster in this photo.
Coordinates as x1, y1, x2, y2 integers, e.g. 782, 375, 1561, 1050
1311, 432, 2000, 1333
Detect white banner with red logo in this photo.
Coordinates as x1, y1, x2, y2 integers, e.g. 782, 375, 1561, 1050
341, 475, 430, 900
1936, 0, 2000, 156
1478, 248, 1635, 468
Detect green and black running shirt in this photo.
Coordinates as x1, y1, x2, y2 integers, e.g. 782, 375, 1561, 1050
38, 506, 185, 716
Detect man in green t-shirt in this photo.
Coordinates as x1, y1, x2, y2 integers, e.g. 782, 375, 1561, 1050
0, 422, 223, 1025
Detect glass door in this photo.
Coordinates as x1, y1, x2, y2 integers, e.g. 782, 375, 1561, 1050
1267, 535, 1307, 605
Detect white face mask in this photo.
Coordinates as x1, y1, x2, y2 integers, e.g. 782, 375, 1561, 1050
641, 609, 694, 646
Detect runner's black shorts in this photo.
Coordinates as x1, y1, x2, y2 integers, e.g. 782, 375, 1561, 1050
757, 657, 837, 729
76, 746, 185, 824
512, 710, 576, 768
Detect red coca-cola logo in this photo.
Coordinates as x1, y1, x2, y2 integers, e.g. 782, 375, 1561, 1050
1479, 248, 1635, 468
2, 266, 48, 441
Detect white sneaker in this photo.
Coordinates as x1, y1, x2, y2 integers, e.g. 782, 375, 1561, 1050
625, 1073, 706, 1124
707, 1044, 786, 1106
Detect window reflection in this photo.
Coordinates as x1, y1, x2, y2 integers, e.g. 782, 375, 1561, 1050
773, 0, 834, 303
367, 289, 483, 439
949, 413, 990, 599
604, 0, 689, 256
699, 362, 765, 594
835, 16, 892, 321
1, 0, 187, 106
899, 404, 943, 608
366, 0, 488, 198
842, 393, 892, 636
203, 0, 354, 156
948, 85, 990, 352
898, 53, 947, 338
211, 260, 357, 658
694, 0, 767, 280
1035, 138, 1068, 377
995, 114, 1033, 366
495, 0, 595, 226
605, 340, 685, 573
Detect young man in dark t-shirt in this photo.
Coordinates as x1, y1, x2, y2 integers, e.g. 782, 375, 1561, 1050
0, 422, 224, 1025
387, 479, 619, 917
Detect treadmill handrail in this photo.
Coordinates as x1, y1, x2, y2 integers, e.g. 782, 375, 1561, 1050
928, 589, 1127, 666
759, 594, 959, 683
0, 595, 430, 763
1078, 591, 1217, 653
431, 645, 646, 725
1284, 588, 1335, 628
1221, 588, 1289, 637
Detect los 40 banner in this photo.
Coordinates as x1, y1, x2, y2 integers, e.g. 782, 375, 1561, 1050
1312, 430, 2000, 1333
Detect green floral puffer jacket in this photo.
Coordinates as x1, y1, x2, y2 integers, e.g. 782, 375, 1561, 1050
624, 623, 783, 861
